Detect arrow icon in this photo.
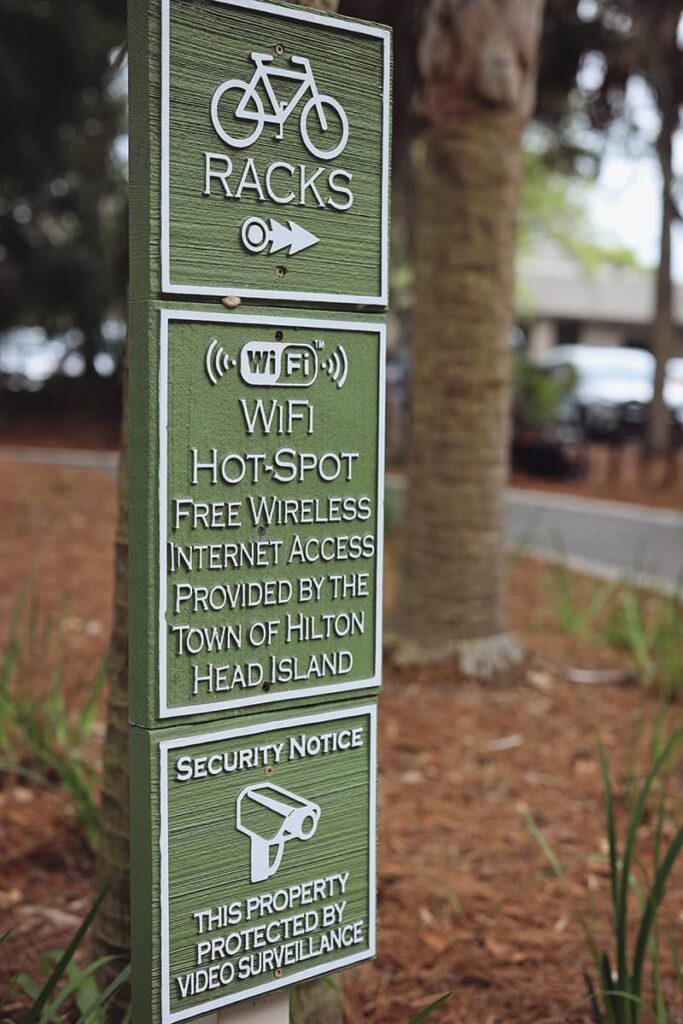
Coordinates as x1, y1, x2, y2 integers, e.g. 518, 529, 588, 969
241, 217, 320, 257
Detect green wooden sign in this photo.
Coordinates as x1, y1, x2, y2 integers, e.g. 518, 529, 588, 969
131, 702, 376, 1023
129, 306, 385, 727
129, 1, 391, 1017
129, 0, 391, 305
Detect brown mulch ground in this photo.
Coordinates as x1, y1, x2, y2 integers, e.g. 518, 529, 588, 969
512, 443, 683, 512
0, 459, 682, 1023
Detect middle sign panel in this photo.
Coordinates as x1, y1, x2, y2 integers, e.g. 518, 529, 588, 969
129, 308, 385, 727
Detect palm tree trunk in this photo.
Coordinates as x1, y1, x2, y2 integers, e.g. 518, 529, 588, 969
646, 81, 676, 461
393, 0, 544, 680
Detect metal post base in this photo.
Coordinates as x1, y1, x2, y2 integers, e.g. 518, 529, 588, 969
193, 991, 290, 1024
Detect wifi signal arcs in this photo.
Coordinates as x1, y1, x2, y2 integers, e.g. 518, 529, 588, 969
205, 338, 235, 385
323, 345, 348, 389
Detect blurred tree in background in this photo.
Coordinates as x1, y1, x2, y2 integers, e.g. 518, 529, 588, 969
0, 0, 127, 375
537, 0, 683, 458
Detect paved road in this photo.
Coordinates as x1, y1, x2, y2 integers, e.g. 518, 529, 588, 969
3, 449, 682, 593
386, 474, 683, 594
505, 489, 683, 594
0, 445, 119, 473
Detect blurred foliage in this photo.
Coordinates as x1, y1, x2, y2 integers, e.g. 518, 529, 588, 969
586, 730, 683, 1024
0, 589, 106, 852
519, 150, 639, 272
0, 892, 131, 1024
513, 357, 579, 431
0, 0, 678, 376
0, 0, 127, 372
547, 563, 683, 700
537, 0, 683, 172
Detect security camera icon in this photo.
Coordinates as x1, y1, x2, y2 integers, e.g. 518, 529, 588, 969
236, 784, 321, 884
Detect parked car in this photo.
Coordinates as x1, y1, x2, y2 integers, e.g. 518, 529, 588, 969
665, 357, 683, 439
537, 346, 656, 439
536, 345, 683, 443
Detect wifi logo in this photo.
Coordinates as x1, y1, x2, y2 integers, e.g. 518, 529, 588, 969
321, 345, 349, 389
205, 338, 237, 385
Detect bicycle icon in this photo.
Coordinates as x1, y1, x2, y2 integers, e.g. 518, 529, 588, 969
210, 51, 350, 161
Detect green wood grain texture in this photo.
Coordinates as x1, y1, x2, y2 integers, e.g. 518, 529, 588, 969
129, 0, 391, 303
129, 301, 385, 729
131, 701, 376, 1024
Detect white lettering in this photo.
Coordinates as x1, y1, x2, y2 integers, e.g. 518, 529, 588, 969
203, 152, 233, 197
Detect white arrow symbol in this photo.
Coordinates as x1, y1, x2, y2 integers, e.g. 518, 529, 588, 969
242, 217, 320, 257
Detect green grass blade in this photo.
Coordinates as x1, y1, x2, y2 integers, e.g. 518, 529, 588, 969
523, 812, 565, 877
581, 912, 602, 969
667, 929, 683, 993
615, 729, 683, 1005
586, 578, 619, 632
21, 890, 107, 1024
631, 826, 683, 1002
41, 957, 117, 1021
74, 661, 107, 745
407, 993, 451, 1024
584, 970, 606, 1024
597, 989, 645, 1016
599, 953, 618, 1024
597, 742, 619, 932
15, 976, 41, 1002
0, 763, 49, 786
667, 928, 683, 991
75, 963, 131, 1024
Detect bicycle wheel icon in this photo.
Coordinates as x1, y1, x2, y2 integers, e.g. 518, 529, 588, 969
300, 95, 349, 160
211, 80, 264, 149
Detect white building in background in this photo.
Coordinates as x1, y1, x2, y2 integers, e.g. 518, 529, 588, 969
518, 246, 683, 361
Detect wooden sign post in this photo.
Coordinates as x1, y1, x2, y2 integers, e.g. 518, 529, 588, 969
128, 1, 391, 1021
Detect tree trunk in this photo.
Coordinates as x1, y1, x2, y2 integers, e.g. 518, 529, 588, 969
93, 2, 346, 1023
645, 28, 678, 461
393, 0, 544, 680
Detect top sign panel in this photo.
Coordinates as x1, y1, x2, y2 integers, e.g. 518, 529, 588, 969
160, 0, 391, 306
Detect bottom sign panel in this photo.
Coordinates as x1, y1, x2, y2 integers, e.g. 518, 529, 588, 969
131, 703, 376, 1023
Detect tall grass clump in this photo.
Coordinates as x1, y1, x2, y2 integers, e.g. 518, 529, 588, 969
602, 588, 683, 700
0, 591, 105, 851
545, 563, 683, 699
0, 893, 130, 1024
548, 560, 618, 639
584, 728, 683, 1023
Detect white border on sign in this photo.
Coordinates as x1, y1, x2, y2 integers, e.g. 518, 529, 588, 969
160, 0, 391, 306
159, 704, 377, 1024
158, 310, 386, 719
